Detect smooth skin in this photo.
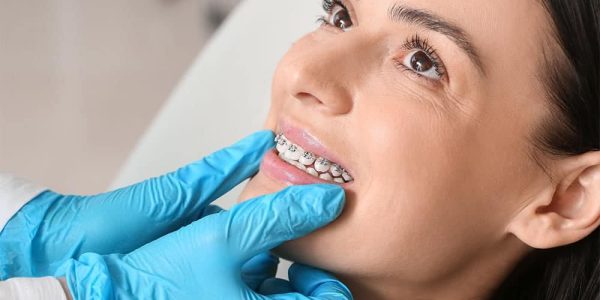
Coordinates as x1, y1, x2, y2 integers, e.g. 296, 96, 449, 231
238, 0, 600, 299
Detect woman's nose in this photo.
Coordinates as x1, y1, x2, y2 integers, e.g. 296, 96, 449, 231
285, 38, 359, 115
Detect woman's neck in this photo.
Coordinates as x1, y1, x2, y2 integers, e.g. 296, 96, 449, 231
336, 237, 530, 300
340, 274, 495, 300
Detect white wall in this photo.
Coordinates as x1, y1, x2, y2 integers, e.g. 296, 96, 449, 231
0, 0, 218, 194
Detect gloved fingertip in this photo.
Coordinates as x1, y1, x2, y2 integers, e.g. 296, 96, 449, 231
244, 130, 276, 149
283, 184, 346, 220
252, 252, 280, 264
242, 252, 280, 275
241, 252, 280, 291
213, 130, 275, 164
316, 184, 346, 219
255, 129, 276, 139
171, 130, 277, 210
288, 263, 353, 299
259, 278, 293, 295
223, 184, 346, 262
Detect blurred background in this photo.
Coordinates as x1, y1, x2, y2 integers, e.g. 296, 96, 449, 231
0, 0, 241, 194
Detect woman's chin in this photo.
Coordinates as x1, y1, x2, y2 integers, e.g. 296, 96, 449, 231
236, 170, 285, 204
237, 170, 340, 270
271, 238, 317, 265
271, 229, 348, 275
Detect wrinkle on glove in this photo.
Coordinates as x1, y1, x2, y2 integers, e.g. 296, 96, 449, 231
55, 185, 352, 300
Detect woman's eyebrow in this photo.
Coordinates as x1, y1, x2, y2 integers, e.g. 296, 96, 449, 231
387, 3, 486, 76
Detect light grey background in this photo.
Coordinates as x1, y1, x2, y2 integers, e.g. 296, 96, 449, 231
0, 0, 239, 194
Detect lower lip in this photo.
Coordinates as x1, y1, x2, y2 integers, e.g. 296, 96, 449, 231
260, 149, 341, 186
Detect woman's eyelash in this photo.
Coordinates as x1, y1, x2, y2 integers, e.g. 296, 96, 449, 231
322, 0, 344, 14
316, 0, 348, 26
315, 16, 328, 26
315, 1, 447, 83
400, 34, 447, 79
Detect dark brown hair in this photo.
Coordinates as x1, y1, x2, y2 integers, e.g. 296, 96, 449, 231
492, 1, 600, 299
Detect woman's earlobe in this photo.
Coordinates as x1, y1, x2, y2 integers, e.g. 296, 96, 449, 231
507, 151, 600, 249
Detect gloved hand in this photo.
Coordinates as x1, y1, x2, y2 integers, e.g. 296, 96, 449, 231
56, 184, 353, 300
256, 262, 352, 298
0, 131, 276, 278
244, 256, 353, 299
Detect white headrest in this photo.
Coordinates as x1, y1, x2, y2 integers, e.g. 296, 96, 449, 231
111, 0, 321, 208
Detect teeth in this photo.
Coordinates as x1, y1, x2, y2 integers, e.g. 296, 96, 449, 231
342, 171, 353, 182
299, 151, 316, 166
319, 173, 333, 181
330, 164, 343, 177
274, 133, 283, 142
334, 178, 345, 184
292, 161, 306, 171
284, 144, 303, 161
274, 133, 353, 183
276, 138, 289, 153
314, 157, 331, 173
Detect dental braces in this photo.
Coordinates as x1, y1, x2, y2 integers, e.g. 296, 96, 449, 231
274, 133, 353, 183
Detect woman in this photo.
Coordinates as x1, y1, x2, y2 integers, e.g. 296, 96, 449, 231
238, 0, 600, 298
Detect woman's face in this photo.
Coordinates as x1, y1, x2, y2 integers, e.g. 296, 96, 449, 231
239, 0, 553, 295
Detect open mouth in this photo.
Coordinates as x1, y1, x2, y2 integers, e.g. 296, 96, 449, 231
274, 133, 354, 183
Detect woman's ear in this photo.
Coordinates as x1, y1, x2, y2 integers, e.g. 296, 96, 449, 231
507, 151, 600, 249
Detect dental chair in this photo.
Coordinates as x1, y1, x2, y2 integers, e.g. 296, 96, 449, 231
110, 0, 321, 279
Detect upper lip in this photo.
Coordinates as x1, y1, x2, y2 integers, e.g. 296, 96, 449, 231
276, 118, 353, 177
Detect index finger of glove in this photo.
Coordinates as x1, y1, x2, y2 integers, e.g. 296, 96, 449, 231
242, 252, 280, 291
259, 278, 294, 295
173, 130, 275, 207
224, 184, 345, 262
288, 263, 353, 300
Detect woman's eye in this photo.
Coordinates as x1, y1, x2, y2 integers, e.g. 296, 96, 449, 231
402, 50, 442, 80
322, 3, 353, 31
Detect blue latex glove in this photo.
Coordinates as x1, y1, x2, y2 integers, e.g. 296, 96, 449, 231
0, 131, 275, 278
247, 258, 353, 299
56, 184, 353, 300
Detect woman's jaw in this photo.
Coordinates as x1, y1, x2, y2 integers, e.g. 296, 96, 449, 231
236, 115, 361, 270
